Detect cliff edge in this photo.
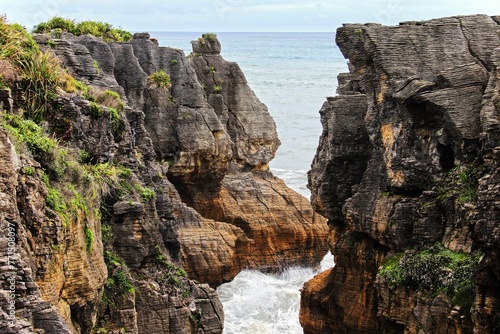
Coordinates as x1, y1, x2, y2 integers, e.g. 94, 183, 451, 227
301, 14, 500, 333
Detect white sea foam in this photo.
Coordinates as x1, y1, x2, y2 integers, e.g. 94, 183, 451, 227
217, 253, 334, 334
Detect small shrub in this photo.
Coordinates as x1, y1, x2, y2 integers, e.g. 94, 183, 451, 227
84, 225, 94, 252
104, 250, 124, 267
18, 51, 63, 120
47, 39, 56, 48
437, 165, 479, 205
118, 167, 132, 178
93, 60, 99, 75
33, 17, 75, 33
74, 20, 132, 42
62, 73, 77, 93
83, 162, 124, 198
89, 101, 104, 118
101, 225, 113, 244
53, 28, 62, 39
170, 59, 178, 65
95, 89, 125, 112
0, 17, 39, 61
2, 113, 56, 157
24, 165, 35, 176
2, 113, 71, 179
108, 107, 119, 125
0, 18, 69, 119
69, 184, 89, 215
136, 185, 156, 201
147, 70, 171, 92
202, 33, 217, 41
78, 149, 90, 163
103, 251, 134, 305
110, 270, 135, 296
457, 167, 478, 204
213, 85, 221, 94
154, 245, 169, 266
46, 185, 66, 213
379, 243, 483, 312
378, 253, 404, 286
74, 80, 88, 93
176, 268, 187, 277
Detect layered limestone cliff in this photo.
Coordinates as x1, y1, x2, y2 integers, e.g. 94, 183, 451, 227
301, 14, 500, 333
0, 23, 327, 334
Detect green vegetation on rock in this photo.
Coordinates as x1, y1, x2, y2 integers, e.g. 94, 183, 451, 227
437, 165, 480, 205
201, 33, 217, 42
379, 243, 483, 312
152, 245, 189, 290
135, 184, 156, 202
0, 16, 84, 120
33, 16, 132, 42
84, 225, 94, 252
102, 250, 135, 308
147, 69, 172, 92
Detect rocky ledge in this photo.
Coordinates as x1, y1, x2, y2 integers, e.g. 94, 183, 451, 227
301, 14, 500, 333
0, 22, 327, 334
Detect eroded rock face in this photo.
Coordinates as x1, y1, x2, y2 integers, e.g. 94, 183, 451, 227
301, 14, 500, 334
0, 29, 327, 333
0, 129, 73, 334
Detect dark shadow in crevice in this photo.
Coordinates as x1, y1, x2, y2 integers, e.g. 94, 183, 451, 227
391, 187, 424, 197
438, 143, 455, 172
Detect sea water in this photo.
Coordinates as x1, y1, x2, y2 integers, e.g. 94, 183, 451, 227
217, 253, 334, 334
153, 32, 344, 333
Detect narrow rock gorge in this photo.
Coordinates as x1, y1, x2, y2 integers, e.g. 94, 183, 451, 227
0, 19, 327, 334
301, 14, 500, 333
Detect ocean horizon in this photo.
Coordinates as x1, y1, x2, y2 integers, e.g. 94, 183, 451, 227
153, 31, 346, 198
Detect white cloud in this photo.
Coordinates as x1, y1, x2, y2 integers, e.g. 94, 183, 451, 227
2, 0, 500, 32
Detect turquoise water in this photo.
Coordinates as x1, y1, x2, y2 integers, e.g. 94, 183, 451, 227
153, 32, 346, 196
153, 32, 342, 333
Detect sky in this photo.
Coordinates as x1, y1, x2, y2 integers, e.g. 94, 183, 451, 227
2, 0, 500, 32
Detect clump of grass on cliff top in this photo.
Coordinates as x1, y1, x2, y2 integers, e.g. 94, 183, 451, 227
0, 15, 60, 121
0, 15, 38, 60
198, 32, 217, 43
379, 243, 483, 313
0, 15, 83, 121
33, 16, 132, 42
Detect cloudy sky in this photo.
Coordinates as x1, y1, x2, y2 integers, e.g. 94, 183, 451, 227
2, 0, 500, 32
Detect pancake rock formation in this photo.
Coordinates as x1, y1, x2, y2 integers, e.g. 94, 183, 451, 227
301, 14, 500, 334
0, 22, 327, 334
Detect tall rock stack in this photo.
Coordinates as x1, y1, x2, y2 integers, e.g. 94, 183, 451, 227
301, 14, 500, 334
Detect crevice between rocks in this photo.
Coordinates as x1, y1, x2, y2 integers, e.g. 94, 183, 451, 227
458, 20, 490, 73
